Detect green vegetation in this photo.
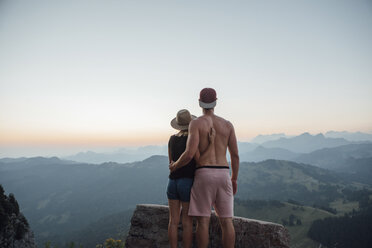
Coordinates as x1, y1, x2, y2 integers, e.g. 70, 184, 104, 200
43, 238, 124, 248
234, 198, 335, 248
44, 241, 83, 248
237, 160, 369, 209
0, 156, 168, 246
97, 238, 125, 248
62, 210, 132, 248
308, 189, 372, 248
309, 208, 372, 248
329, 199, 358, 214
38, 209, 132, 248
1, 156, 371, 246
0, 184, 30, 245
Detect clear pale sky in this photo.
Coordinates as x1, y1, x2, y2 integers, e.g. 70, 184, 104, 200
0, 0, 371, 157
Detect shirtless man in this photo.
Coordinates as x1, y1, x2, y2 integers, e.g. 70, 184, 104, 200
170, 88, 239, 248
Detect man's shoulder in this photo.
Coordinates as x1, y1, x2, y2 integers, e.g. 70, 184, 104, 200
215, 115, 233, 126
192, 116, 207, 124
189, 116, 212, 131
189, 118, 203, 130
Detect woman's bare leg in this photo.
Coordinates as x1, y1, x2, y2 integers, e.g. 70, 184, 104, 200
168, 199, 181, 248
181, 202, 193, 248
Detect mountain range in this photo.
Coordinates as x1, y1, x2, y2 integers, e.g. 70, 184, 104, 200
251, 131, 372, 143
259, 133, 350, 153
250, 133, 289, 144
0, 156, 168, 246
294, 143, 372, 169
1, 131, 371, 247
324, 131, 372, 142
239, 146, 298, 162
63, 146, 167, 164
1, 153, 371, 246
57, 132, 371, 164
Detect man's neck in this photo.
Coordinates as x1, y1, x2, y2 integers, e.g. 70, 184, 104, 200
203, 108, 214, 116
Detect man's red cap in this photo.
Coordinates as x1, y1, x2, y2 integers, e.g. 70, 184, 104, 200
199, 88, 217, 108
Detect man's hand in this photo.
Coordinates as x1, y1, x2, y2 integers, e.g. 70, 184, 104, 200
169, 161, 177, 172
208, 127, 216, 144
231, 179, 237, 195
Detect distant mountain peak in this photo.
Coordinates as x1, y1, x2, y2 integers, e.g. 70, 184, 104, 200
261, 132, 350, 153
26, 156, 63, 163
142, 155, 167, 162
324, 131, 372, 142
251, 133, 288, 144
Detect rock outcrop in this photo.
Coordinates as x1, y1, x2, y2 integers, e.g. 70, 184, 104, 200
0, 185, 36, 248
125, 204, 290, 248
0, 213, 36, 248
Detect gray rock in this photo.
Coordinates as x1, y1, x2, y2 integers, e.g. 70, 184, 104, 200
125, 204, 290, 248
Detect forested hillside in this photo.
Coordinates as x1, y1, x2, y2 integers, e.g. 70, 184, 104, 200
308, 190, 372, 248
0, 184, 36, 248
0, 156, 169, 246
1, 155, 370, 247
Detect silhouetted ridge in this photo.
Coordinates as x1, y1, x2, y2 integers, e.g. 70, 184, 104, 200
0, 185, 36, 248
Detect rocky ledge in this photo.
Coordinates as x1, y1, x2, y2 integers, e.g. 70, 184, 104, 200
125, 204, 290, 248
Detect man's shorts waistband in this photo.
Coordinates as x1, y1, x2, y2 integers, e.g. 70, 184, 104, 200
196, 166, 229, 170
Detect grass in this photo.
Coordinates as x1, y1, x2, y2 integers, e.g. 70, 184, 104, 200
329, 199, 359, 215
234, 201, 335, 248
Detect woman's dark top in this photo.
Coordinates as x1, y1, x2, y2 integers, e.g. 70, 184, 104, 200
168, 134, 196, 179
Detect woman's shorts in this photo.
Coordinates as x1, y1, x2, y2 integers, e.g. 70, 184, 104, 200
167, 177, 194, 202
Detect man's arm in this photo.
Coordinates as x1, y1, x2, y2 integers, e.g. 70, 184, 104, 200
170, 120, 200, 172
227, 123, 239, 195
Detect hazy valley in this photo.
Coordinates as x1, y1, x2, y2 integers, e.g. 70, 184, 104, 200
1, 131, 372, 248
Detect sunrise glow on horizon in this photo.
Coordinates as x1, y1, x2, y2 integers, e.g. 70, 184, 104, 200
1, 0, 371, 157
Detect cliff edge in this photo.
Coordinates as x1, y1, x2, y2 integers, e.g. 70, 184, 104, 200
0, 185, 36, 248
125, 204, 290, 248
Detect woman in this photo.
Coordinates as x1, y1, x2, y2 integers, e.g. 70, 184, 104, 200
167, 109, 214, 248
167, 109, 196, 248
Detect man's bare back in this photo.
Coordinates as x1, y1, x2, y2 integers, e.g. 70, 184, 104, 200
193, 113, 235, 167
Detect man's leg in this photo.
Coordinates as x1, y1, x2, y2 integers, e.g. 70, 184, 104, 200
219, 217, 235, 248
196, 216, 210, 248
168, 199, 181, 248
181, 202, 192, 248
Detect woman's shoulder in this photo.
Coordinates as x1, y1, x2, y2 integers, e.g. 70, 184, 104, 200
173, 134, 188, 141
175, 131, 188, 137
168, 135, 176, 143
169, 134, 183, 143
169, 133, 187, 145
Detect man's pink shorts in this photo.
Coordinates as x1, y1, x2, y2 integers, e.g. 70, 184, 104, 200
188, 166, 234, 218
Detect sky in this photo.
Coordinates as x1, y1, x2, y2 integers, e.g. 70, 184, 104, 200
0, 0, 371, 157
